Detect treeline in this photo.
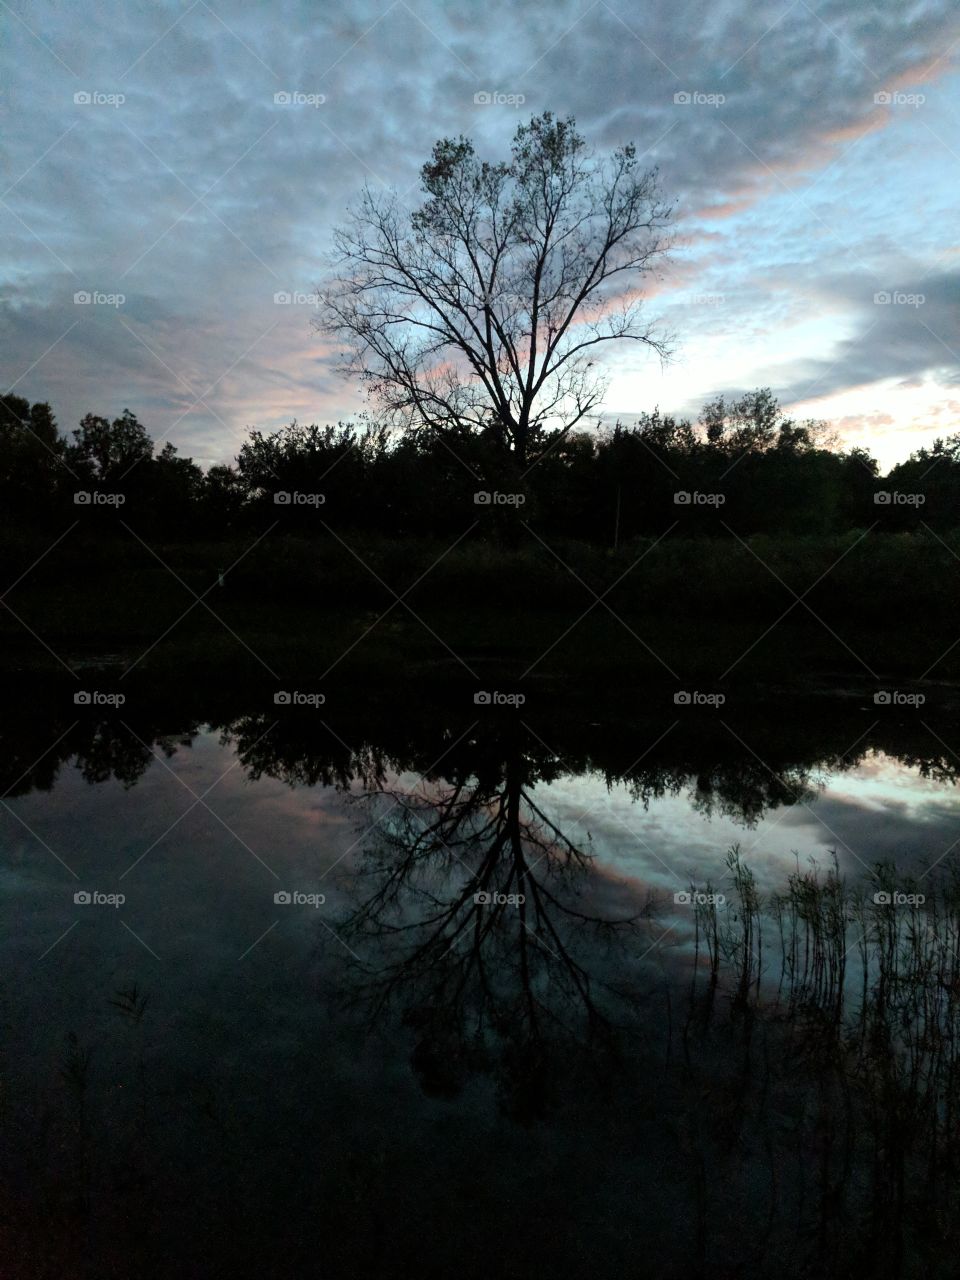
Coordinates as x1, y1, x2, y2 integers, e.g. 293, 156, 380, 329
2, 388, 957, 541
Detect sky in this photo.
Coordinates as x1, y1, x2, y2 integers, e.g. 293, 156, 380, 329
2, 0, 959, 472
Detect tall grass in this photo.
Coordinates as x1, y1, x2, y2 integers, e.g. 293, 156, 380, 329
677, 851, 960, 1276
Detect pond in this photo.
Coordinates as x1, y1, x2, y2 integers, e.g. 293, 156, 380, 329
3, 681, 960, 1278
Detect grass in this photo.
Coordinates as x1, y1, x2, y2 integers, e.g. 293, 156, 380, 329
2, 527, 959, 682
669, 850, 960, 1276
16, 847, 960, 1278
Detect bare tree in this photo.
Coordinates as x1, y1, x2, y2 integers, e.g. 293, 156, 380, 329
318, 112, 673, 468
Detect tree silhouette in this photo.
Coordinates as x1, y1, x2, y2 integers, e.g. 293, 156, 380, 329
0, 394, 64, 518
68, 409, 153, 487
318, 112, 673, 467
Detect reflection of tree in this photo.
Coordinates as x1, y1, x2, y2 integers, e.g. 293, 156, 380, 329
620, 758, 833, 825
335, 729, 653, 1121
5, 693, 959, 824
0, 712, 198, 797
220, 714, 388, 793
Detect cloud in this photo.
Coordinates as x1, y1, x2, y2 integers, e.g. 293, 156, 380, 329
2, 0, 959, 464
770, 268, 960, 405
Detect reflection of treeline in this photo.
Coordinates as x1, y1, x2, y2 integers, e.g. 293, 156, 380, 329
4, 687, 957, 817
11, 684, 960, 1276
5, 387, 960, 539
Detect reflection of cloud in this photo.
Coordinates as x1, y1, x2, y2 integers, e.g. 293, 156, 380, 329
541, 751, 960, 894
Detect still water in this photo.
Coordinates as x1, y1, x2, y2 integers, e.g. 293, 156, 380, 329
3, 685, 960, 1277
